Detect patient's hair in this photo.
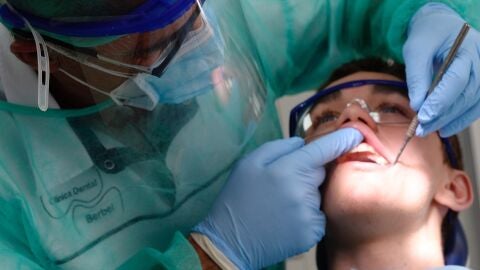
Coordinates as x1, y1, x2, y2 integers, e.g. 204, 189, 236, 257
316, 57, 463, 268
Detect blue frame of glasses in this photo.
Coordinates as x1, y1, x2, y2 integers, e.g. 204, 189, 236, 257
288, 79, 458, 168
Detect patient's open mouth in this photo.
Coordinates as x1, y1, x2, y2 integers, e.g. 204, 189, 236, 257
338, 143, 389, 165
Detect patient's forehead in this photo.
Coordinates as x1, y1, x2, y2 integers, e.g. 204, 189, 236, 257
325, 71, 403, 88
313, 71, 409, 109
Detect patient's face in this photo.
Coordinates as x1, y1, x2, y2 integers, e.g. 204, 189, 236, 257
311, 72, 451, 232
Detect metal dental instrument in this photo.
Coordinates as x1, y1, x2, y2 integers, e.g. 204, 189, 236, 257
393, 23, 471, 165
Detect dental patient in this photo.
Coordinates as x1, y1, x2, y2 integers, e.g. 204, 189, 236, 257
289, 58, 474, 269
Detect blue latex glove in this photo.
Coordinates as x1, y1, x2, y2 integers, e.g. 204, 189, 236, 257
403, 3, 480, 137
192, 128, 363, 270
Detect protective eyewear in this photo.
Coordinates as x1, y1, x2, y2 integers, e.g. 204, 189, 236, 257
289, 79, 458, 167
11, 5, 201, 79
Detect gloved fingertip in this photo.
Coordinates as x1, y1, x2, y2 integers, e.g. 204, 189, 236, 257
405, 70, 431, 112
410, 100, 422, 112
339, 127, 364, 144
438, 128, 451, 138
417, 112, 428, 123
415, 125, 428, 137
417, 107, 437, 123
288, 136, 305, 146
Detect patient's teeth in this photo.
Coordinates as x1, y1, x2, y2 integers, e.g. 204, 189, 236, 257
349, 143, 389, 166
352, 143, 375, 153
374, 156, 388, 165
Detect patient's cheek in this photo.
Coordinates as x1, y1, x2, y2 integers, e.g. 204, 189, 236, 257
376, 126, 406, 149
377, 127, 443, 168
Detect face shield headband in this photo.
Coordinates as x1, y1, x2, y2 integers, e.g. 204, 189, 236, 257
290, 79, 467, 265
0, 0, 199, 37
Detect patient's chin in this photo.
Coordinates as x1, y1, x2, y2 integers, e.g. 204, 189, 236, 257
323, 203, 418, 242
324, 161, 435, 205
322, 187, 430, 243
324, 196, 391, 220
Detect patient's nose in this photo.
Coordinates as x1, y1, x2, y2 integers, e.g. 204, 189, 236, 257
336, 99, 378, 131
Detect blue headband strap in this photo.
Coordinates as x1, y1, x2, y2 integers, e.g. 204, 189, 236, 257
0, 0, 196, 37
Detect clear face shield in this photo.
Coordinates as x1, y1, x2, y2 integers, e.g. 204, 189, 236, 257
0, 0, 268, 268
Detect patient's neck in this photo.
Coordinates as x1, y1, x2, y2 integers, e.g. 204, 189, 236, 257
324, 215, 445, 270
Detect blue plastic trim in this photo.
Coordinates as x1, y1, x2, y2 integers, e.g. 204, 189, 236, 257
0, 5, 23, 28
0, 0, 196, 37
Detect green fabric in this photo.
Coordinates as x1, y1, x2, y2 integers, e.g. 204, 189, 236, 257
264, 262, 285, 270
118, 232, 201, 270
212, 0, 480, 97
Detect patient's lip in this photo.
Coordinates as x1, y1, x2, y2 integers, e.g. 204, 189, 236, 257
339, 143, 389, 165
340, 122, 395, 163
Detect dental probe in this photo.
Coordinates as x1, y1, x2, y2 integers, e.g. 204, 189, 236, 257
393, 23, 471, 165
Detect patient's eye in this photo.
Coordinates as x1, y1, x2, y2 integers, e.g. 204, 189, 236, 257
376, 103, 411, 122
312, 110, 340, 128
377, 103, 408, 114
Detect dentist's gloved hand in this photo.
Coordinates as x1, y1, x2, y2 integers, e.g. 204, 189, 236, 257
403, 3, 480, 137
192, 128, 363, 270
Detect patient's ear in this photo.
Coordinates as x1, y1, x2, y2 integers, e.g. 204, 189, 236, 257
434, 169, 474, 211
